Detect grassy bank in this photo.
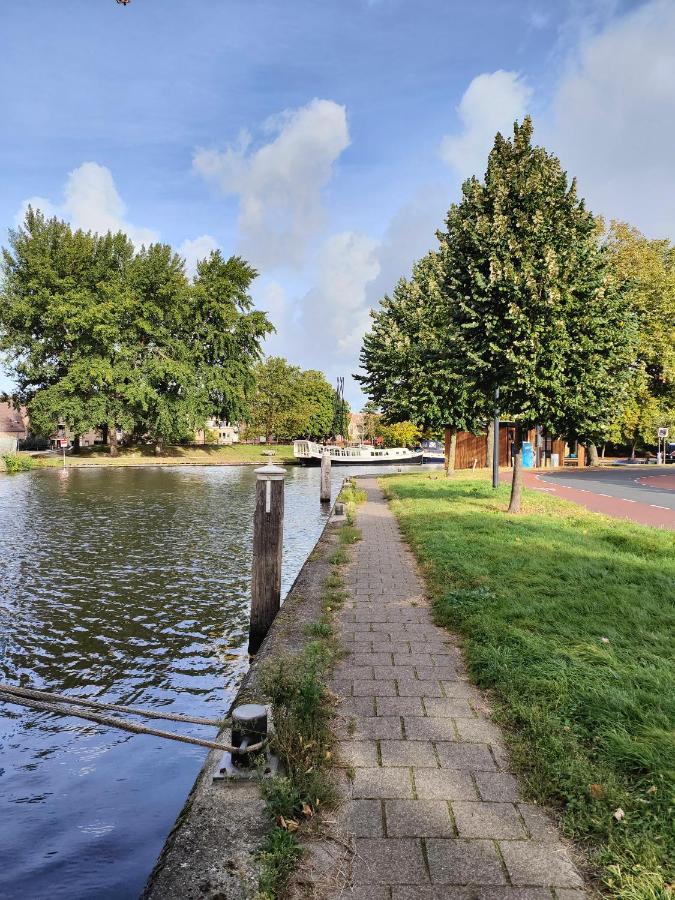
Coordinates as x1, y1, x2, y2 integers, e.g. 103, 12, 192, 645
30, 443, 295, 468
384, 471, 674, 898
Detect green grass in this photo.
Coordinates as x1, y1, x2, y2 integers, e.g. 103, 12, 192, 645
32, 443, 296, 468
383, 471, 675, 898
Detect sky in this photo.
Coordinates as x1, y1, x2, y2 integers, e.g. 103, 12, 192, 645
1, 0, 674, 405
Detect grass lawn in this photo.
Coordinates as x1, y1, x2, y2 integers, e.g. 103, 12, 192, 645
383, 471, 674, 899
29, 443, 296, 468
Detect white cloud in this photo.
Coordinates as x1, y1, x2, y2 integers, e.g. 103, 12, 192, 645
178, 234, 219, 277
439, 71, 533, 181
549, 0, 675, 237
193, 99, 350, 268
16, 162, 158, 247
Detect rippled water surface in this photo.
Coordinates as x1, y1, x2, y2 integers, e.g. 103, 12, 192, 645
0, 463, 395, 899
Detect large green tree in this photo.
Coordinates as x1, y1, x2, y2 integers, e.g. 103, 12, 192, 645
602, 221, 675, 455
247, 357, 335, 442
358, 251, 487, 471
0, 209, 273, 453
439, 118, 632, 509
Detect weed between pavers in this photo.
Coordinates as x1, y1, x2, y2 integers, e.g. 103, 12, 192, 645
255, 498, 364, 899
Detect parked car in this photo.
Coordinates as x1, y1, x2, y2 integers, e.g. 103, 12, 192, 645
666, 442, 675, 463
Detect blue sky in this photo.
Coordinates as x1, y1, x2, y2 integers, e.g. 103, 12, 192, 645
2, 0, 673, 403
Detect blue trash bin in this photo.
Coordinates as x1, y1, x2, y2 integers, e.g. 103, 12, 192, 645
522, 441, 534, 468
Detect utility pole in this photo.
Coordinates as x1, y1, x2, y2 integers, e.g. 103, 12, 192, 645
492, 387, 500, 489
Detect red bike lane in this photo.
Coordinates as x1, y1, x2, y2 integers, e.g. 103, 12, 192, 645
501, 469, 675, 530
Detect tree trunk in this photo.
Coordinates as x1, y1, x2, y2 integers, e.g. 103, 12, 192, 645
587, 442, 599, 466
486, 421, 494, 472
72, 434, 81, 454
445, 428, 457, 476
109, 424, 118, 458
601, 443, 606, 459
507, 426, 523, 514
631, 440, 637, 459
154, 439, 163, 457
102, 423, 109, 446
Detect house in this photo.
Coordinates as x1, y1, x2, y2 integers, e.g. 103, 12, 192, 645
0, 402, 28, 452
195, 419, 241, 445
445, 425, 568, 469
348, 413, 365, 443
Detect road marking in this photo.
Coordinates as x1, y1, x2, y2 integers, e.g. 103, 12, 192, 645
621, 498, 636, 503
597, 493, 612, 497
649, 504, 670, 510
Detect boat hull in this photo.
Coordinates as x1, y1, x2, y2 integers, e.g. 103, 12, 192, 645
298, 453, 423, 466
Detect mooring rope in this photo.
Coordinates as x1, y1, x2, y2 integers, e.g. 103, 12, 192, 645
0, 683, 224, 726
0, 690, 265, 755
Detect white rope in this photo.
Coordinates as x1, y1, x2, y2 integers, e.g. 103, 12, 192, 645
0, 691, 265, 755
0, 683, 224, 726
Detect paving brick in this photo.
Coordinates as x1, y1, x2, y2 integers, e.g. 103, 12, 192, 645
555, 891, 588, 899
435, 742, 497, 771
423, 698, 475, 718
475, 772, 521, 802
426, 838, 507, 885
452, 801, 527, 839
337, 716, 403, 740
455, 718, 504, 744
336, 799, 384, 837
441, 680, 479, 698
352, 838, 428, 884
352, 679, 397, 697
392, 653, 435, 667
373, 665, 401, 680
385, 799, 454, 837
396, 679, 444, 698
337, 741, 379, 768
413, 768, 477, 801
376, 696, 424, 716
352, 767, 413, 799
518, 804, 562, 842
403, 717, 457, 741
337, 696, 376, 718
415, 666, 459, 681
352, 652, 394, 667
380, 740, 437, 767
499, 841, 583, 888
349, 665, 375, 680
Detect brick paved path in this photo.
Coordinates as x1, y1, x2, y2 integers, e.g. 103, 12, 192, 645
330, 479, 585, 899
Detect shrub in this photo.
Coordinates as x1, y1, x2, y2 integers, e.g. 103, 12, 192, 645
2, 453, 35, 473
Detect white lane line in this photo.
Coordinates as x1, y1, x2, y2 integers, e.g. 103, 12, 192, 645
649, 504, 670, 510
597, 493, 612, 497
621, 498, 636, 503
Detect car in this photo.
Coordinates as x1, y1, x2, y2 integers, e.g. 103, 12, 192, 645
666, 442, 675, 464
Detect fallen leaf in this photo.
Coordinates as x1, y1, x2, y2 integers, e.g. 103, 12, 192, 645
286, 819, 299, 832
302, 803, 313, 818
600, 637, 610, 644
647, 785, 657, 794
589, 783, 604, 799
613, 807, 625, 822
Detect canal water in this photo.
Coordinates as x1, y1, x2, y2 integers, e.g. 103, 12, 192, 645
0, 463, 427, 899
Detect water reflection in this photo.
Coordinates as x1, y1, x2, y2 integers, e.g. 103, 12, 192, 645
0, 463, 428, 898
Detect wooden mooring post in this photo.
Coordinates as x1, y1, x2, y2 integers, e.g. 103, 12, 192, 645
248, 464, 286, 654
320, 450, 331, 504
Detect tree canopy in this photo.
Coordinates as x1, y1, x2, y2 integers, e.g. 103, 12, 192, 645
359, 117, 635, 506
246, 357, 336, 442
0, 209, 273, 451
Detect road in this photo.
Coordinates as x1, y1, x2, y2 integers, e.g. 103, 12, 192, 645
518, 466, 675, 530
